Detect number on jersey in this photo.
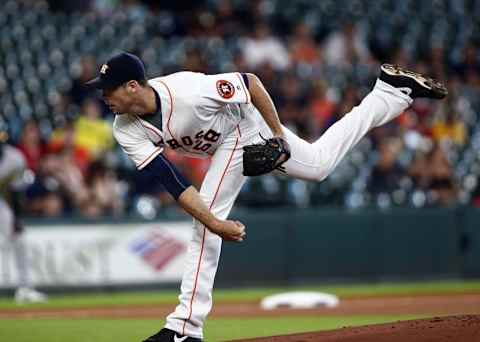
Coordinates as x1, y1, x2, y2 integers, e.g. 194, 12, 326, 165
167, 129, 221, 152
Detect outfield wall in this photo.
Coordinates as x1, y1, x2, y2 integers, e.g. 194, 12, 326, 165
1, 208, 479, 288
217, 207, 476, 285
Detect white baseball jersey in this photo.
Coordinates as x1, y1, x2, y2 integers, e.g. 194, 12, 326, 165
0, 145, 26, 195
113, 72, 252, 169
0, 145, 26, 235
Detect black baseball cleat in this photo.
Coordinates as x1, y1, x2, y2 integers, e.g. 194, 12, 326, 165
379, 64, 448, 99
142, 328, 202, 342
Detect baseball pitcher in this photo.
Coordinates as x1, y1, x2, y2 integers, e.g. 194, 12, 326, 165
86, 52, 447, 342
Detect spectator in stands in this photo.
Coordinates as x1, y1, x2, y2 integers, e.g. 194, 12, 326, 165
81, 160, 123, 217
427, 144, 457, 207
54, 147, 90, 211
312, 86, 361, 142
430, 46, 447, 81
333, 86, 361, 122
74, 99, 114, 160
409, 150, 431, 190
25, 153, 65, 217
288, 23, 320, 66
452, 43, 480, 83
25, 146, 90, 217
323, 21, 372, 69
252, 61, 280, 100
408, 143, 457, 207
368, 137, 404, 197
51, 93, 71, 121
242, 22, 290, 71
16, 119, 45, 173
391, 47, 412, 70
121, 0, 147, 20
47, 120, 91, 174
276, 73, 312, 137
213, 0, 243, 38
431, 100, 467, 147
278, 101, 311, 138
231, 52, 249, 73
69, 55, 98, 106
182, 48, 208, 73
307, 80, 337, 135
278, 73, 305, 106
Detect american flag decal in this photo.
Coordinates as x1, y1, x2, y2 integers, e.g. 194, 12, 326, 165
130, 231, 186, 271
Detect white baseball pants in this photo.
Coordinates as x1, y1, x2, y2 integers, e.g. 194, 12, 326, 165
165, 79, 412, 338
0, 198, 29, 288
0, 198, 14, 240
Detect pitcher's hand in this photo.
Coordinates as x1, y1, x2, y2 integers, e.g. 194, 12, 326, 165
211, 220, 246, 242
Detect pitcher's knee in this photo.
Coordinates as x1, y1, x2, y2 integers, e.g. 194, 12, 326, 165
300, 168, 329, 182
293, 165, 331, 182
311, 162, 338, 182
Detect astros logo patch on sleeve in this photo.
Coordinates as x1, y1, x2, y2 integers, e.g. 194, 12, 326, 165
216, 80, 235, 99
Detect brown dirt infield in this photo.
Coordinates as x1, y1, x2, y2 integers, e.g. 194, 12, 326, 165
1, 293, 479, 341
233, 315, 480, 342
1, 293, 479, 319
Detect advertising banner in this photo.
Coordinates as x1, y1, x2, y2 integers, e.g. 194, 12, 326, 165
0, 222, 192, 288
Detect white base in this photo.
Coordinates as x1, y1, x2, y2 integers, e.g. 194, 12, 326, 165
260, 291, 339, 310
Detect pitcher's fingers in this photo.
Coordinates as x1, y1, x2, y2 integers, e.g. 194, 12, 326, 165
234, 220, 245, 228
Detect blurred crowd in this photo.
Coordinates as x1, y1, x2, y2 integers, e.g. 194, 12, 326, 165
2, 0, 480, 218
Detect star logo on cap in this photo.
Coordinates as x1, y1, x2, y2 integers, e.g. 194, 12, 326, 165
100, 64, 109, 74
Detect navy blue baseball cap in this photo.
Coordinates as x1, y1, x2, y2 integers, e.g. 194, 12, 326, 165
85, 52, 146, 90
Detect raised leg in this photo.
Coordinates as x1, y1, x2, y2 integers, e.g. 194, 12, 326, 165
280, 79, 413, 181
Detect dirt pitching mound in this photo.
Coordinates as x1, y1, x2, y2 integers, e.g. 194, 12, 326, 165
234, 315, 480, 342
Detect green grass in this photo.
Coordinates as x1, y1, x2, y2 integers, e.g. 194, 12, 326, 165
0, 279, 479, 310
0, 280, 477, 341
0, 315, 424, 342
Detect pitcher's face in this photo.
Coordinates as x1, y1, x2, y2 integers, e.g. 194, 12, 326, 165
103, 81, 139, 114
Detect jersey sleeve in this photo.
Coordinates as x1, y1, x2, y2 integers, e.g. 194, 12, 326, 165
113, 115, 163, 170
199, 72, 251, 110
10, 150, 27, 190
140, 153, 191, 200
2, 146, 27, 191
